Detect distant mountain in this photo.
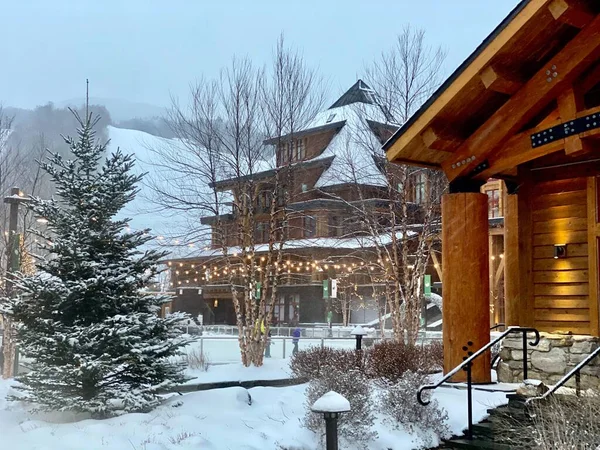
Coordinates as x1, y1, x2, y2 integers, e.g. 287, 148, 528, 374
58, 97, 168, 122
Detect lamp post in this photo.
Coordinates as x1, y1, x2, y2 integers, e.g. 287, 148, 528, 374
351, 325, 367, 351
2, 187, 30, 379
311, 391, 351, 450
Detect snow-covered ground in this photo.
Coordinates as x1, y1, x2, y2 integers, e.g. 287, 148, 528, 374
0, 374, 508, 450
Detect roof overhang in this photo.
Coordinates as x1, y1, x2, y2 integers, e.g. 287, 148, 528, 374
384, 0, 600, 183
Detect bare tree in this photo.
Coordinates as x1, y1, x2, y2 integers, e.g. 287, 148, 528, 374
316, 27, 447, 345
147, 38, 324, 366
366, 25, 446, 124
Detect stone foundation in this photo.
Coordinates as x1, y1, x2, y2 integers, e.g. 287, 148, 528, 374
498, 332, 600, 389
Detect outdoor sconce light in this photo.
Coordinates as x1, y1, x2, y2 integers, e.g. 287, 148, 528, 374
311, 391, 351, 450
351, 325, 367, 351
554, 244, 567, 259
213, 299, 219, 308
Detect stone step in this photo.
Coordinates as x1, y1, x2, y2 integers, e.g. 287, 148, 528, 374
471, 421, 494, 438
442, 438, 514, 450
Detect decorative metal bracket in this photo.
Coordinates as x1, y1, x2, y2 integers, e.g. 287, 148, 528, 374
531, 112, 600, 148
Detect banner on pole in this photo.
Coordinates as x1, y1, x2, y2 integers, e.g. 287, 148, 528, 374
331, 279, 338, 299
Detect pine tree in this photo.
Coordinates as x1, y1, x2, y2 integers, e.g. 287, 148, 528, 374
8, 111, 190, 417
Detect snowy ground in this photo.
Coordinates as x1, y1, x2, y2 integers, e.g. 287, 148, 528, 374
0, 374, 508, 450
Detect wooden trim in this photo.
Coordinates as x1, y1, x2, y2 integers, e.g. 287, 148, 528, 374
385, 0, 551, 163
548, 0, 594, 29
587, 176, 599, 335
444, 14, 600, 181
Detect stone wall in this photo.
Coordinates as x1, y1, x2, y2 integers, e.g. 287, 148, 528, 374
498, 332, 600, 389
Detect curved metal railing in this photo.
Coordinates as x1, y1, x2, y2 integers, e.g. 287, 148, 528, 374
417, 326, 540, 439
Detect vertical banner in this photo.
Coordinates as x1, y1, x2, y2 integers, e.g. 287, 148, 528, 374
330, 278, 338, 299
322, 280, 329, 299
424, 274, 432, 296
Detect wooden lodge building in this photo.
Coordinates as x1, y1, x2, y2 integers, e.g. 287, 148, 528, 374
385, 0, 600, 383
164, 81, 448, 326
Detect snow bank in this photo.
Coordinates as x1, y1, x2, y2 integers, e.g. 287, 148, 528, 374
0, 371, 509, 450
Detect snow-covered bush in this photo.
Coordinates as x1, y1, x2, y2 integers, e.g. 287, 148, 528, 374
290, 346, 367, 380
186, 348, 210, 371
368, 340, 442, 382
8, 112, 191, 418
379, 370, 449, 446
304, 364, 376, 447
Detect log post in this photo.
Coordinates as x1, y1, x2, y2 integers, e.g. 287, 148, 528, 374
442, 192, 491, 383
504, 193, 521, 326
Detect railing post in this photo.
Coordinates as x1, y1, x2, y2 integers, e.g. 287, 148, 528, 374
576, 371, 581, 397
200, 336, 204, 359
466, 361, 473, 440
283, 337, 286, 359
522, 331, 528, 381
321, 338, 324, 349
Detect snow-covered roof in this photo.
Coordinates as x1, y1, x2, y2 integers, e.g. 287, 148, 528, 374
167, 229, 416, 261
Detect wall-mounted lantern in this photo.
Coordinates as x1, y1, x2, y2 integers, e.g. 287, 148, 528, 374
554, 244, 567, 259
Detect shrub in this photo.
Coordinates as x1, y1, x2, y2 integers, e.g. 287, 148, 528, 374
367, 340, 441, 382
494, 394, 600, 449
290, 346, 367, 380
379, 370, 450, 447
304, 364, 376, 448
186, 348, 210, 372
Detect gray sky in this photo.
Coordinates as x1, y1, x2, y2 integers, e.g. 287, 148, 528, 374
1, 0, 519, 109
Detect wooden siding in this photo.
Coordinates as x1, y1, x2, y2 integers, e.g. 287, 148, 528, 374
531, 176, 591, 334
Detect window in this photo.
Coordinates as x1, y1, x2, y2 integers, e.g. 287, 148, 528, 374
296, 138, 306, 160
414, 172, 426, 204
254, 222, 269, 243
328, 215, 342, 237
303, 215, 316, 238
274, 294, 299, 324
257, 190, 271, 212
487, 189, 500, 218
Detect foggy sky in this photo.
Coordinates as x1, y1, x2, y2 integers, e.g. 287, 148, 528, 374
0, 0, 519, 109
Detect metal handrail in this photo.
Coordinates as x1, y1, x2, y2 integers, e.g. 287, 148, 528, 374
417, 326, 540, 439
527, 345, 600, 403
490, 323, 506, 331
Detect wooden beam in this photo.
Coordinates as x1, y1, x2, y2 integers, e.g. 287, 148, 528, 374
385, 0, 552, 163
558, 86, 588, 155
548, 0, 594, 29
579, 61, 600, 94
443, 14, 600, 182
476, 107, 600, 180
421, 126, 462, 152
480, 65, 523, 95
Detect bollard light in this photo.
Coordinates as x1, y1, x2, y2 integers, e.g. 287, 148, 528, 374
311, 391, 351, 450
351, 325, 367, 351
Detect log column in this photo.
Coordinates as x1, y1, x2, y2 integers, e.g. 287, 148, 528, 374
442, 192, 491, 383
504, 192, 521, 326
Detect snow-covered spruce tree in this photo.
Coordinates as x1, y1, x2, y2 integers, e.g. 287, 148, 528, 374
8, 111, 190, 417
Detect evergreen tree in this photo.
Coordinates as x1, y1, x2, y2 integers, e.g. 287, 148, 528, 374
8, 111, 190, 417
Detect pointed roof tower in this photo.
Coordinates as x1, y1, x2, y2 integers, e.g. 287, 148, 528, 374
329, 79, 379, 109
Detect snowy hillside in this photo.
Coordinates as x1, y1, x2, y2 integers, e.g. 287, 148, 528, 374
106, 126, 202, 258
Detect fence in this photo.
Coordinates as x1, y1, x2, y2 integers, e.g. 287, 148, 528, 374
200, 324, 443, 340
189, 333, 443, 363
